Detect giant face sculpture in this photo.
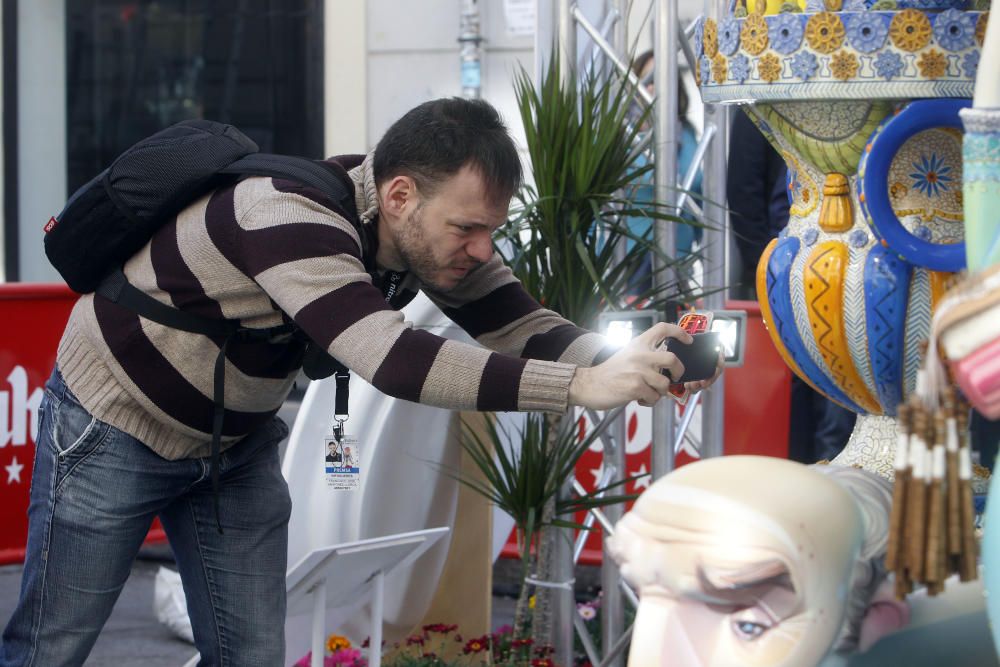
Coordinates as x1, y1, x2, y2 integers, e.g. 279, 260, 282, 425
609, 457, 900, 667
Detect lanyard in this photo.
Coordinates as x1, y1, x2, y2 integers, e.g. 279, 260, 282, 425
332, 270, 405, 441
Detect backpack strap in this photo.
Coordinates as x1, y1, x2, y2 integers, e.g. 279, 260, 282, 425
221, 154, 352, 209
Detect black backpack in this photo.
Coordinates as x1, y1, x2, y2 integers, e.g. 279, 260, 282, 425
44, 119, 356, 528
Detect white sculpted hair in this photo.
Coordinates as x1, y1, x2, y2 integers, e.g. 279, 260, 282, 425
607, 463, 893, 656
810, 464, 892, 654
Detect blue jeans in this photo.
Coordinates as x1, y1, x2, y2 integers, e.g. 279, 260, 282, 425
1, 369, 292, 666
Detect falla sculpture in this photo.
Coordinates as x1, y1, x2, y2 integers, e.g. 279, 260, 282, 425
608, 456, 907, 667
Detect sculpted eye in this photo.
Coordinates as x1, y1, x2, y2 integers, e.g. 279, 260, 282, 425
732, 619, 769, 641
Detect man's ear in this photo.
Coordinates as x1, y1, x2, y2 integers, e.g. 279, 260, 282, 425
858, 580, 910, 652
379, 175, 417, 219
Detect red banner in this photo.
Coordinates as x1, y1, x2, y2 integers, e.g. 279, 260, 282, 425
0, 284, 165, 565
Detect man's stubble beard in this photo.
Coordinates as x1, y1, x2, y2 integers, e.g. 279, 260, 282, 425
394, 204, 453, 292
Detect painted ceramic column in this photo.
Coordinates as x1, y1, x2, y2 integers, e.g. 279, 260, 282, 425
695, 2, 987, 479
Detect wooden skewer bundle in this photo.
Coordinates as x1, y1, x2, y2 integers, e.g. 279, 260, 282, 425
887, 385, 979, 599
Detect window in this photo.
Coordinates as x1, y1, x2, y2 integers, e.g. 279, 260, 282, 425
65, 0, 324, 193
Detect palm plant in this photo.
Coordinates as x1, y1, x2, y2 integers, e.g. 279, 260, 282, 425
454, 414, 640, 640
459, 51, 699, 648
501, 56, 698, 329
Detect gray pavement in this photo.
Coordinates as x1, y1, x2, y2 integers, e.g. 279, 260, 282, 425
0, 557, 197, 667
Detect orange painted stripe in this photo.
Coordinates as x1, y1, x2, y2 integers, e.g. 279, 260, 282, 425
803, 241, 882, 414
928, 270, 952, 311
756, 239, 829, 399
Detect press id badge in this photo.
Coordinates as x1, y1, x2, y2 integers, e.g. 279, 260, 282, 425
324, 434, 360, 491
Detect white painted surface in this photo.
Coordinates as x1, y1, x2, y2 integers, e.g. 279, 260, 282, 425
17, 0, 65, 283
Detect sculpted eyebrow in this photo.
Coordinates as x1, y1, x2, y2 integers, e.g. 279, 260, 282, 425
697, 560, 796, 597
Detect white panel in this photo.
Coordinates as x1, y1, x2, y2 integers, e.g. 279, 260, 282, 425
368, 0, 462, 53
18, 0, 65, 283
482, 0, 535, 49
366, 49, 533, 148
367, 52, 462, 145
482, 51, 533, 151
325, 0, 368, 155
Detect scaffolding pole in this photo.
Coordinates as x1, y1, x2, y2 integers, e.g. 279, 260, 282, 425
651, 0, 679, 481
700, 0, 728, 460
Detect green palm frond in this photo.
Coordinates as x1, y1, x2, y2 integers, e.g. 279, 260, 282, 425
499, 53, 702, 329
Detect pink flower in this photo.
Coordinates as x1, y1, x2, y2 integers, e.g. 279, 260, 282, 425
328, 648, 362, 666
294, 652, 313, 667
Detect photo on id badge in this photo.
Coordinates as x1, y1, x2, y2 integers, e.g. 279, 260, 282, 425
325, 434, 360, 490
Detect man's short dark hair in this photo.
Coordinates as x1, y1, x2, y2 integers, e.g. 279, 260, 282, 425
373, 97, 522, 206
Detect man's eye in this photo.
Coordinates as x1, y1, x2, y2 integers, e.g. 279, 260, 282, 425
732, 619, 769, 641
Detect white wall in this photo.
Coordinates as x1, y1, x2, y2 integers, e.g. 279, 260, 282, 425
324, 0, 367, 156
363, 1, 534, 152
17, 0, 65, 283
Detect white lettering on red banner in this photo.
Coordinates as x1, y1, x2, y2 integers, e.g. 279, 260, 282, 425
1, 366, 43, 448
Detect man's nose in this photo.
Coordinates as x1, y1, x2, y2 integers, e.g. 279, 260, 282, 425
466, 232, 493, 263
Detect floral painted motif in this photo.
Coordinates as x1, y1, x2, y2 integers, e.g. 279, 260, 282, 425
933, 8, 976, 51
909, 152, 954, 197
831, 50, 860, 79
874, 50, 905, 79
790, 50, 820, 80
850, 229, 869, 248
703, 18, 719, 58
976, 12, 989, 46
758, 52, 783, 82
712, 53, 729, 83
806, 12, 846, 53
843, 0, 868, 9
846, 12, 889, 53
803, 227, 819, 246
699, 55, 712, 86
917, 48, 948, 78
768, 12, 805, 54
741, 13, 770, 54
730, 53, 752, 83
890, 9, 932, 51
719, 17, 742, 55
692, 16, 705, 57
963, 50, 980, 78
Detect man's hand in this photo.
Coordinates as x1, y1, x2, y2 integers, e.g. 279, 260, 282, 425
568, 322, 697, 410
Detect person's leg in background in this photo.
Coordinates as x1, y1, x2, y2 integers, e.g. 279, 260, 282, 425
812, 398, 857, 463
787, 376, 825, 463
787, 376, 857, 463
971, 409, 1000, 472
159, 417, 291, 667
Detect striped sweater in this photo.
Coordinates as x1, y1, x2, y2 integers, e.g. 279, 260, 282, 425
57, 153, 613, 460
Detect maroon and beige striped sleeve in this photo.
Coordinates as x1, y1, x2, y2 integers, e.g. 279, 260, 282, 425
423, 255, 616, 368
223, 184, 584, 414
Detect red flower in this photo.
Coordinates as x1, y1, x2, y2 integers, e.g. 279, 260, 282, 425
462, 637, 488, 654
422, 623, 457, 634
531, 659, 555, 667
534, 645, 556, 657
512, 638, 534, 648
361, 638, 370, 648
406, 635, 425, 647
454, 634, 463, 643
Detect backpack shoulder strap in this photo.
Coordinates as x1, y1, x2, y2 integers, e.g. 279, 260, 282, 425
220, 154, 352, 211
95, 269, 294, 341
